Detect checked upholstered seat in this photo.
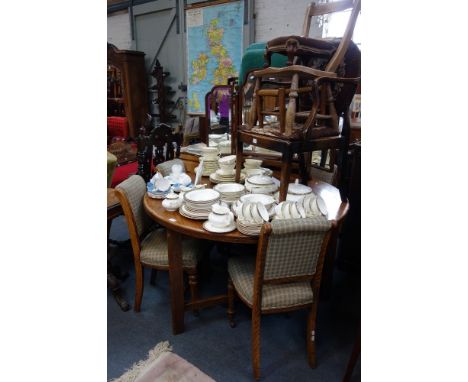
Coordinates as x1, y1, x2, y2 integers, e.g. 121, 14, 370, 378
227, 217, 333, 380
115, 175, 202, 313
140, 229, 199, 268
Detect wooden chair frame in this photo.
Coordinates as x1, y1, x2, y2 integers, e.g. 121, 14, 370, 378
115, 180, 199, 313
136, 121, 182, 182
234, 0, 361, 202
227, 221, 333, 380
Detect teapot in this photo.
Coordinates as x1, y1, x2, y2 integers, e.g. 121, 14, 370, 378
162, 191, 182, 211
208, 203, 234, 228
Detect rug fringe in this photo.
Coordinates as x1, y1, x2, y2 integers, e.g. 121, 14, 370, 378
111, 341, 172, 382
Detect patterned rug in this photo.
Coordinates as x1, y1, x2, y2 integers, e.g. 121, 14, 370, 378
111, 342, 215, 382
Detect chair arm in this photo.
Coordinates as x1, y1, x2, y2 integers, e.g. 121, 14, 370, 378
314, 76, 361, 86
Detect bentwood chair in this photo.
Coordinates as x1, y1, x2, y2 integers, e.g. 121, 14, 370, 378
115, 175, 202, 313
227, 217, 332, 380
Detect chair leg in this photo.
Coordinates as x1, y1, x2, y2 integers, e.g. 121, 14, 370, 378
252, 307, 262, 381
150, 269, 157, 286
227, 277, 236, 328
134, 264, 144, 313
188, 269, 199, 317
307, 301, 319, 368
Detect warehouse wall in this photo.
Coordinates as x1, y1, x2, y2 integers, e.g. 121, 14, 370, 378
107, 10, 133, 50
254, 0, 322, 42
107, 0, 322, 50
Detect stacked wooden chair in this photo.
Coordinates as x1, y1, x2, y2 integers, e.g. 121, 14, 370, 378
235, 0, 361, 201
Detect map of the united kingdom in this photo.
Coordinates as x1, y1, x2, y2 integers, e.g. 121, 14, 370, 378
186, 1, 244, 113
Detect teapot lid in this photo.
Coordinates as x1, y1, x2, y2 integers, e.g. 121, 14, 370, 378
212, 203, 229, 214
165, 191, 179, 200
288, 179, 312, 195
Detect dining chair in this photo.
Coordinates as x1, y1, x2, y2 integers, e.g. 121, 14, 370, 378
136, 119, 183, 182
227, 217, 333, 380
115, 174, 202, 313
155, 158, 186, 177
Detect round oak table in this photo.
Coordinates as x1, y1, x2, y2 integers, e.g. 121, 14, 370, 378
143, 177, 349, 334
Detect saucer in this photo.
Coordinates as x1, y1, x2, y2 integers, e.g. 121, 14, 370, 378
203, 220, 236, 233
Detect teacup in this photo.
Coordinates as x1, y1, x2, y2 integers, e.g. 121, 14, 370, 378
245, 168, 265, 177
219, 155, 236, 166
244, 158, 262, 168
219, 162, 235, 172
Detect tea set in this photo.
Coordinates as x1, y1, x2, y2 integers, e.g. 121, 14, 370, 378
155, 158, 327, 235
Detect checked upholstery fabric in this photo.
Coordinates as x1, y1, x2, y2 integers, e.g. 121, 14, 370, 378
228, 217, 331, 310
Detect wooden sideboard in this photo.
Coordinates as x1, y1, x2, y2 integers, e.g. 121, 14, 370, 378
107, 43, 149, 139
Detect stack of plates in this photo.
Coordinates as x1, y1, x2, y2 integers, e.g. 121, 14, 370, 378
210, 170, 245, 184
273, 201, 304, 220
233, 201, 275, 220
236, 202, 268, 236
274, 181, 313, 202
273, 194, 327, 219
196, 157, 219, 177
179, 188, 221, 220
237, 220, 264, 236
241, 167, 274, 177
147, 190, 169, 199
213, 183, 246, 204
299, 194, 327, 217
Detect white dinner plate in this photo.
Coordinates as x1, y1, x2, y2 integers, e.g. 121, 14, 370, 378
257, 202, 269, 222
296, 199, 306, 218
184, 188, 220, 203
250, 204, 263, 224
214, 183, 245, 194
240, 193, 275, 206
290, 203, 301, 219
247, 175, 274, 186
316, 195, 328, 216
242, 202, 252, 222
282, 201, 292, 219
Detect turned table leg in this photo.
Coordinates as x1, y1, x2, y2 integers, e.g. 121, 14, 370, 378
167, 229, 185, 334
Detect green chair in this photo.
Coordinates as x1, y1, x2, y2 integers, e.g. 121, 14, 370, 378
238, 43, 288, 87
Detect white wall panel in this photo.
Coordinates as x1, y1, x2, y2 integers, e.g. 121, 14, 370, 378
254, 0, 322, 42
107, 11, 132, 50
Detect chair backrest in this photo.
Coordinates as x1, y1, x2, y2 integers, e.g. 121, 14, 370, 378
302, 0, 356, 38
204, 85, 232, 138
256, 217, 332, 285
136, 122, 182, 182
115, 175, 151, 242
156, 158, 186, 177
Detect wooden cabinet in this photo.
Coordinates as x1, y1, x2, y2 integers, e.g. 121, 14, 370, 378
107, 43, 148, 139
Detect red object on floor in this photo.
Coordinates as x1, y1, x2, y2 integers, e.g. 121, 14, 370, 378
108, 116, 129, 139
111, 161, 138, 188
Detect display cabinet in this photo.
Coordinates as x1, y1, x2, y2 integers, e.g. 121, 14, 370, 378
107, 43, 148, 139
